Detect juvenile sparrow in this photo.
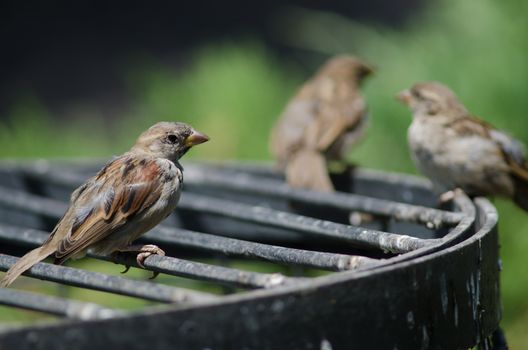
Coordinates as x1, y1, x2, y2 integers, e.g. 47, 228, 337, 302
398, 81, 528, 210
0, 121, 209, 287
270, 55, 373, 192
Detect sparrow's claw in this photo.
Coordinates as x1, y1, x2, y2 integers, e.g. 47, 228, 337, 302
348, 211, 374, 226
110, 251, 131, 274
117, 244, 165, 279
439, 188, 465, 204
134, 244, 165, 267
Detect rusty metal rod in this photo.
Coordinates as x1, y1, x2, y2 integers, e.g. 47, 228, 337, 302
0, 183, 373, 270
0, 172, 378, 270
0, 253, 217, 304
0, 288, 122, 320
0, 184, 432, 254
143, 226, 378, 271
184, 165, 464, 227
0, 223, 297, 289
15, 163, 464, 227
179, 193, 433, 253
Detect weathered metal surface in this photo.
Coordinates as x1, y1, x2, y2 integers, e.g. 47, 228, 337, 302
180, 192, 432, 253
0, 161, 502, 349
0, 253, 216, 304
0, 222, 376, 272
0, 288, 122, 320
0, 225, 296, 290
0, 198, 500, 350
184, 164, 465, 226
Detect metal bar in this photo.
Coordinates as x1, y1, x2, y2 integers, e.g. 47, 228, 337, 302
0, 185, 67, 218
143, 226, 378, 271
15, 162, 95, 188
0, 288, 122, 320
0, 254, 216, 304
0, 168, 380, 270
184, 165, 465, 227
0, 179, 378, 270
13, 164, 464, 228
0, 224, 297, 289
109, 254, 295, 289
0, 183, 431, 254
179, 193, 435, 253
0, 178, 377, 270
0, 198, 499, 350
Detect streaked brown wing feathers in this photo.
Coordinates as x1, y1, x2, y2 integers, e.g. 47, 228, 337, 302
315, 92, 364, 151
447, 115, 491, 137
449, 115, 528, 181
55, 156, 163, 262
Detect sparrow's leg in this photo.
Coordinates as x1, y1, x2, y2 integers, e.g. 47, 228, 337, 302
349, 212, 375, 226
110, 251, 132, 274
117, 244, 165, 279
438, 188, 465, 205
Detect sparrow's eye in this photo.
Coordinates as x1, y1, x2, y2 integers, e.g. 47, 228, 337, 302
167, 134, 178, 144
412, 90, 422, 100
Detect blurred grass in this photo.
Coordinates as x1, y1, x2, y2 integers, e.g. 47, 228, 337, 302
0, 43, 302, 160
124, 44, 303, 160
1, 0, 527, 346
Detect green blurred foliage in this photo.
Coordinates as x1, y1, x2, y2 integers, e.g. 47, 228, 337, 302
0, 96, 112, 158
0, 0, 527, 346
124, 43, 303, 160
0, 43, 302, 160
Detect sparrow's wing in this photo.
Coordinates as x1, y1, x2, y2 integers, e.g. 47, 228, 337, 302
449, 115, 526, 167
489, 129, 526, 166
53, 156, 164, 263
315, 86, 365, 151
447, 115, 491, 137
270, 98, 318, 165
487, 126, 528, 211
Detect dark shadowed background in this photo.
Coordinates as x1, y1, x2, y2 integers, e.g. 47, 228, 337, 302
0, 0, 527, 347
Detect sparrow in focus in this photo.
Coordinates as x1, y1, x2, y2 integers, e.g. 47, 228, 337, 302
270, 55, 373, 192
398, 81, 528, 210
0, 121, 209, 287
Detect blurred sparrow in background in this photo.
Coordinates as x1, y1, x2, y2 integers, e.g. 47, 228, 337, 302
398, 81, 528, 210
270, 55, 373, 192
0, 121, 209, 287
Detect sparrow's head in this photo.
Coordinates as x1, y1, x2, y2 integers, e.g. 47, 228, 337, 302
132, 121, 209, 161
317, 55, 374, 84
397, 81, 467, 117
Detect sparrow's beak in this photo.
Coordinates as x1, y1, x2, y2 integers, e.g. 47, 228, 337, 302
185, 130, 210, 147
362, 64, 375, 77
396, 89, 412, 106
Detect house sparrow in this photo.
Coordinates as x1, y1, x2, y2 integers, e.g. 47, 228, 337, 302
270, 55, 373, 192
398, 81, 528, 210
0, 121, 209, 287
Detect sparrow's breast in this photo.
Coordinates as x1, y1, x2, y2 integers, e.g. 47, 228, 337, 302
408, 118, 457, 192
149, 159, 183, 219
408, 118, 514, 196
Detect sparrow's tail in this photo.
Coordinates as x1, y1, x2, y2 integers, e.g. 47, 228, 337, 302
285, 149, 334, 192
0, 244, 56, 287
511, 163, 528, 212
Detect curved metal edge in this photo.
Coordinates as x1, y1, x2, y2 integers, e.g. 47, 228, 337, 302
358, 191, 477, 270
0, 199, 500, 350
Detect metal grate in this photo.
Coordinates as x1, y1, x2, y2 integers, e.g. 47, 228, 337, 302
0, 161, 502, 349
